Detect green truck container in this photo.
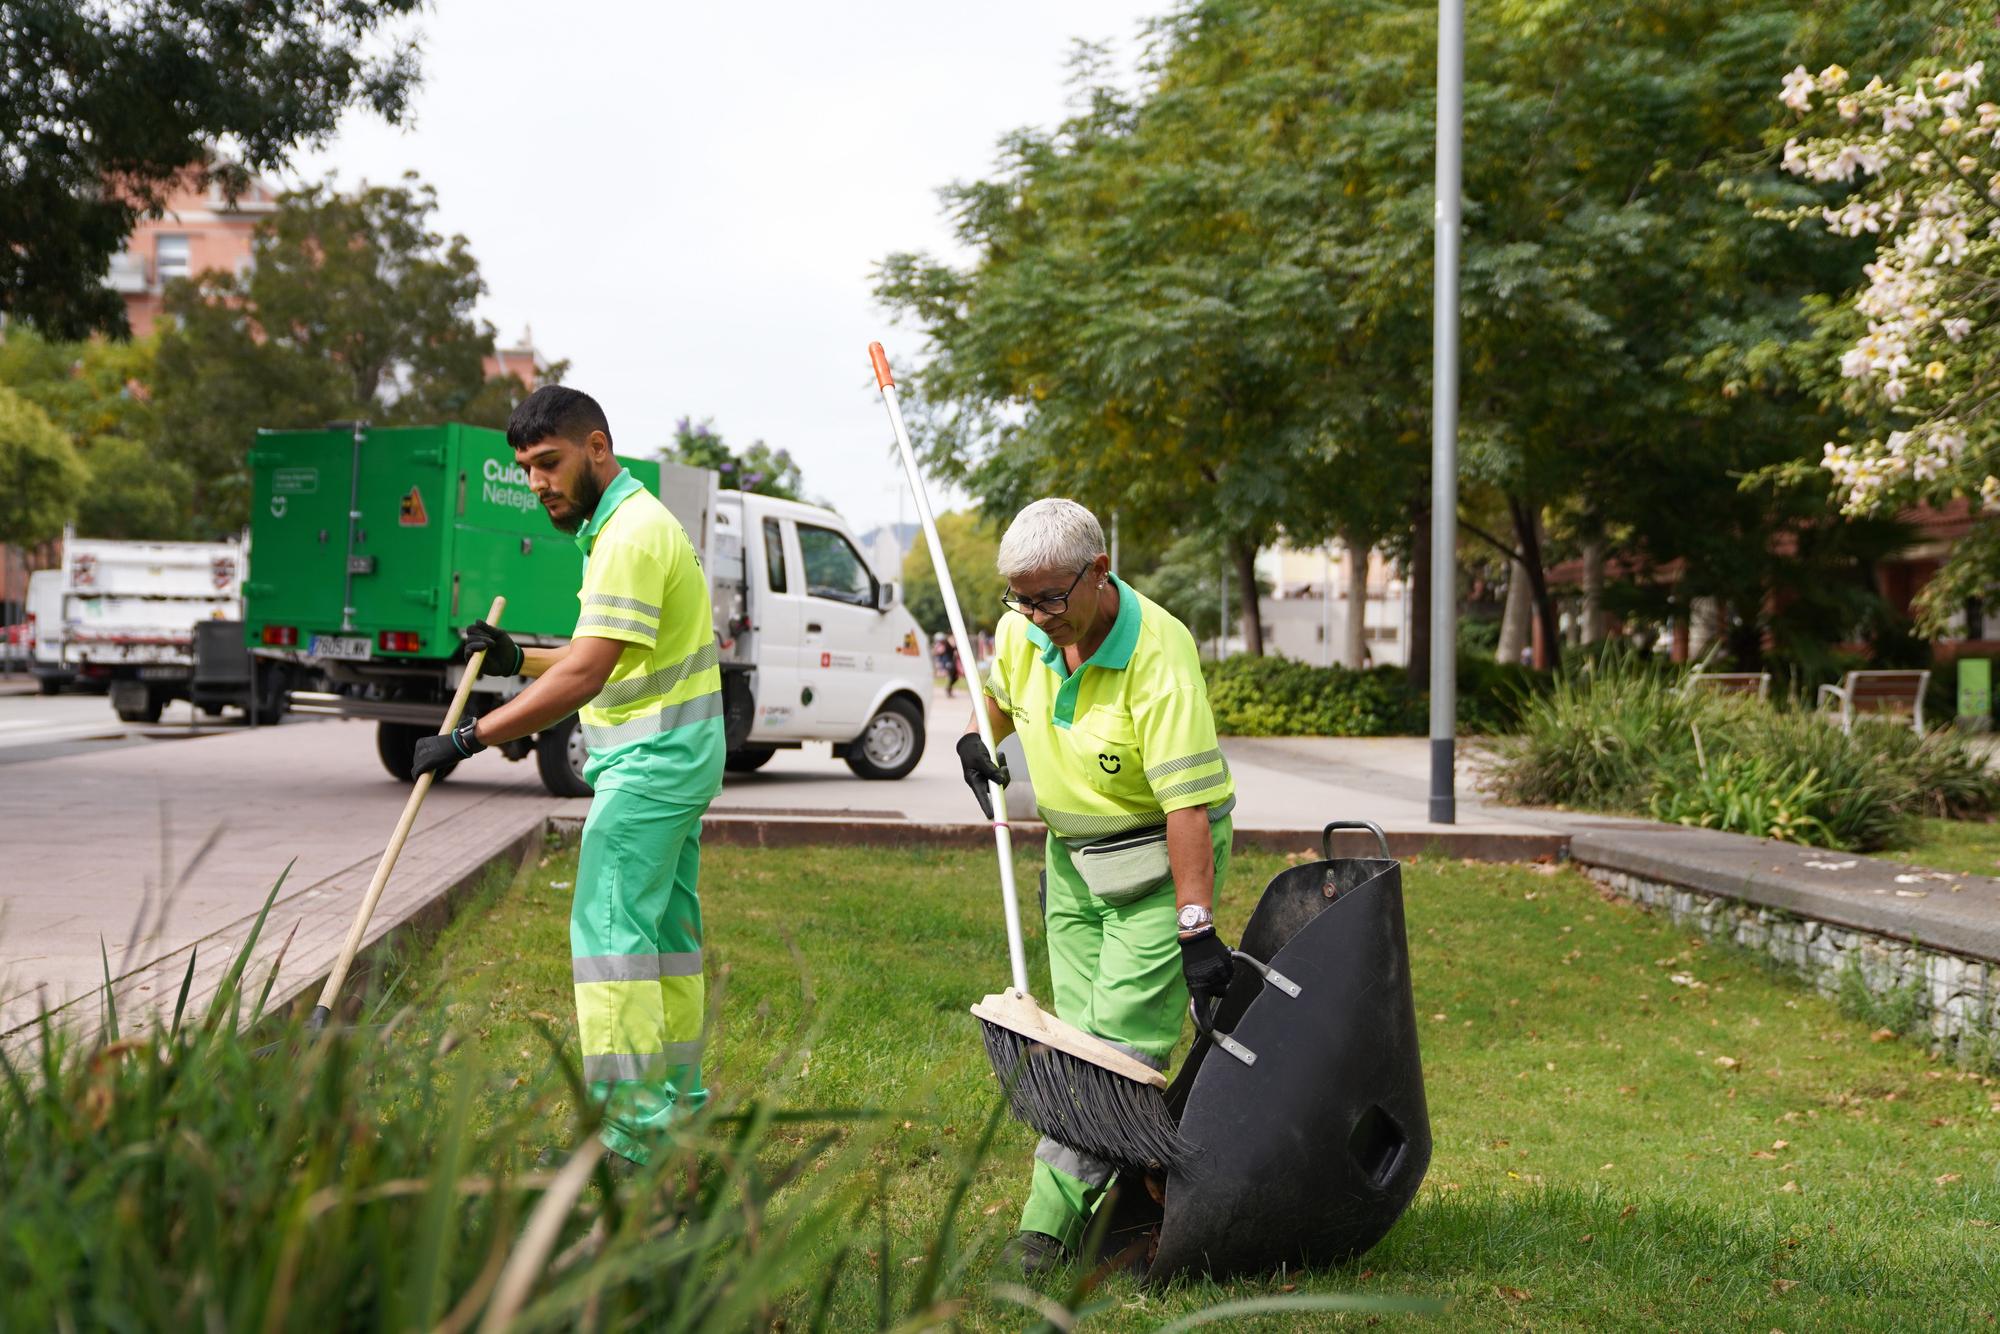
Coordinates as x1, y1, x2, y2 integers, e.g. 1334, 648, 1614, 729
246, 423, 660, 653
244, 423, 668, 793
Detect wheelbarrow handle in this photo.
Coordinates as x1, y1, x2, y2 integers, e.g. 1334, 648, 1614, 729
1187, 951, 1301, 1067
1322, 820, 1390, 862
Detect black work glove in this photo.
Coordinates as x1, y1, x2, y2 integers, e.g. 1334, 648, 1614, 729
413, 718, 485, 778
1179, 928, 1235, 1008
956, 732, 1010, 820
463, 620, 524, 676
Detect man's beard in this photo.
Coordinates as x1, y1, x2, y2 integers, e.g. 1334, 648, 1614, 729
549, 468, 607, 534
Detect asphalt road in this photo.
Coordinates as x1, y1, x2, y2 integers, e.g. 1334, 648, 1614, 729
0, 678, 306, 766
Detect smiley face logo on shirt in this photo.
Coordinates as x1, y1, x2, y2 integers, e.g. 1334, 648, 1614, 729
1098, 753, 1121, 775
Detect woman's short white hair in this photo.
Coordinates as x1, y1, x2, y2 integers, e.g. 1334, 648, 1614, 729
997, 498, 1106, 581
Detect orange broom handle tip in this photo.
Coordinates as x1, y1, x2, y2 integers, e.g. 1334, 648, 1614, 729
869, 342, 895, 389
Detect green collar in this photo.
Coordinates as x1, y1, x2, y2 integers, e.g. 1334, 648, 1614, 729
573, 467, 643, 553
1025, 573, 1141, 728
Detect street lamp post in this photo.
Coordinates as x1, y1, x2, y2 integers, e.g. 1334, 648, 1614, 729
1429, 0, 1463, 825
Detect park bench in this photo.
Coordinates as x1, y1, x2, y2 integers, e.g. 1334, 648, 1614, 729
1683, 666, 1771, 701
1816, 668, 1930, 735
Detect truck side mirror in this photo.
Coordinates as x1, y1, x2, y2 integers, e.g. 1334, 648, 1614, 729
876, 580, 897, 612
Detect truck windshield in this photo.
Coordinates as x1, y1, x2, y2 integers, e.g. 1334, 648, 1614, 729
797, 524, 875, 607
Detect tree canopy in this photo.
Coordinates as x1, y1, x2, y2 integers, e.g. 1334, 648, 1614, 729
154, 175, 541, 535
662, 417, 804, 501
0, 388, 86, 546
899, 510, 1002, 639
876, 0, 1940, 669
1, 0, 420, 339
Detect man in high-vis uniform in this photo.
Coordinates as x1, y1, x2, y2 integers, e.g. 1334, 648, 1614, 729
412, 385, 726, 1164
955, 498, 1239, 1274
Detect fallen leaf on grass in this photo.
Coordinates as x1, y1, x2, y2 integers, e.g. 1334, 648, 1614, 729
1496, 1286, 1531, 1303
1772, 1278, 1800, 1294
1870, 1028, 1897, 1043
1778, 1180, 1801, 1194
1716, 1056, 1740, 1070
1937, 1173, 1963, 1186
1281, 1283, 1297, 1293
1619, 1205, 1638, 1221
1579, 1234, 1594, 1244
1751, 1150, 1778, 1160
1773, 1139, 1790, 1150
1970, 1219, 1994, 1228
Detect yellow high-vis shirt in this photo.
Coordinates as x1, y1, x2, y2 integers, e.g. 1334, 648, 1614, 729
985, 575, 1234, 840
571, 468, 725, 802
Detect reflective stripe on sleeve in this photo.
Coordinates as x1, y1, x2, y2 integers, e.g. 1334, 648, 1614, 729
575, 612, 658, 638
1144, 747, 1223, 783
583, 593, 662, 620
581, 690, 724, 750
1154, 760, 1232, 802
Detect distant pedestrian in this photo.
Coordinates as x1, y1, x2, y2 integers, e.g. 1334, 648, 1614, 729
939, 634, 962, 697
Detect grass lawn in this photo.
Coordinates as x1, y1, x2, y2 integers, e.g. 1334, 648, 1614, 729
1885, 816, 2000, 878
383, 836, 2000, 1330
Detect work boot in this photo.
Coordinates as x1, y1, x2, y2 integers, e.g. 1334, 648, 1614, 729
1002, 1230, 1071, 1277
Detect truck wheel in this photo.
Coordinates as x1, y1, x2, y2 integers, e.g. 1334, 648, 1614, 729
378, 721, 454, 783
844, 696, 924, 780
112, 681, 164, 724
536, 714, 594, 797
36, 675, 60, 696
725, 746, 777, 773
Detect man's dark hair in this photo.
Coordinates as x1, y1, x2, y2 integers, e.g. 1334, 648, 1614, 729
507, 385, 612, 451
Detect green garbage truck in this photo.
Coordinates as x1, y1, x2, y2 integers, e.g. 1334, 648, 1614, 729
242, 422, 933, 795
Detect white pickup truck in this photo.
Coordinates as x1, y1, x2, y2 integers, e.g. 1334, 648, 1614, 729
519, 463, 936, 793
28, 535, 245, 721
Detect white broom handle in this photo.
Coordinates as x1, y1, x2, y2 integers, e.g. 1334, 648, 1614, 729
870, 343, 1030, 995
311, 595, 506, 1022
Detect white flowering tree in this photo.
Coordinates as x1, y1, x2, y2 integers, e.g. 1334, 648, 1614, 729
1778, 56, 2000, 625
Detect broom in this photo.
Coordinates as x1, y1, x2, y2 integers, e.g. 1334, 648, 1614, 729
869, 343, 1194, 1173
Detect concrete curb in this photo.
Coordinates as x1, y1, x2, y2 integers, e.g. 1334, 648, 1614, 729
1571, 825, 2000, 965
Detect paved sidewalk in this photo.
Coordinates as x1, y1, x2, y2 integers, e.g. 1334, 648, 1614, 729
0, 718, 568, 1043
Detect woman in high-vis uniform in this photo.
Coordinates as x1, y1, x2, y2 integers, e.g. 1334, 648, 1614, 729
956, 498, 1238, 1274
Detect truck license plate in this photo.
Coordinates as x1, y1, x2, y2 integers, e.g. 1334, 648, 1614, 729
308, 635, 373, 662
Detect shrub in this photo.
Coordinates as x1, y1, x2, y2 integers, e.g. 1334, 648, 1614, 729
1491, 658, 2000, 851
1486, 655, 1727, 810
1204, 657, 1426, 737
1202, 654, 1535, 737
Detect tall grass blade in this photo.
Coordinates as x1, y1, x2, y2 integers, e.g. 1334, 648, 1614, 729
169, 946, 197, 1041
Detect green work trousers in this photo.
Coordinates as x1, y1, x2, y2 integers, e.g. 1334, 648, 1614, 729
573, 784, 708, 1164
1018, 817, 1233, 1250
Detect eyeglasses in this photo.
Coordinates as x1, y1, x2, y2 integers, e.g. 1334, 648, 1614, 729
1001, 565, 1091, 618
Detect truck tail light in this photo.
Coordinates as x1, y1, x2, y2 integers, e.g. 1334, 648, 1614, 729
262, 625, 298, 647
377, 630, 422, 653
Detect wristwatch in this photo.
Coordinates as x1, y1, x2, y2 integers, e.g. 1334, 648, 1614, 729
1177, 903, 1214, 934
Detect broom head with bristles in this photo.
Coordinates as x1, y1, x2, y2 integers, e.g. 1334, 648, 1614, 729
972, 988, 1197, 1173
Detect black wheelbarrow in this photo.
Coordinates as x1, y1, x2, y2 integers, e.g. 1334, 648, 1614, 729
1100, 820, 1431, 1282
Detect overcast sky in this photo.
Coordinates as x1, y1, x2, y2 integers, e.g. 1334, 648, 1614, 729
288, 1, 1165, 534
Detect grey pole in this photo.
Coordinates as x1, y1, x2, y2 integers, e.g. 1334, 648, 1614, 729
1429, 0, 1463, 825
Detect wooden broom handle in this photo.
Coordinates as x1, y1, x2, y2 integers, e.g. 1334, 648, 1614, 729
307, 596, 506, 1030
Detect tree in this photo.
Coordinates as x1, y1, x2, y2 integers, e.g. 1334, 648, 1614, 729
0, 388, 85, 545
0, 327, 194, 538
899, 511, 1002, 638
154, 175, 538, 535
1770, 28, 2000, 631
1, 0, 420, 339
877, 0, 1933, 675
661, 417, 804, 500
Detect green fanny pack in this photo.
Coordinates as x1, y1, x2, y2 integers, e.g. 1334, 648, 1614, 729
1068, 826, 1173, 905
